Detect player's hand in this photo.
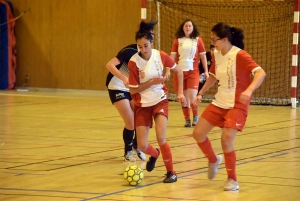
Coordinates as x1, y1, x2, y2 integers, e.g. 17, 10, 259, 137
152, 77, 166, 85
122, 78, 129, 88
204, 72, 209, 79
192, 94, 203, 109
164, 71, 171, 81
239, 90, 252, 105
177, 93, 187, 106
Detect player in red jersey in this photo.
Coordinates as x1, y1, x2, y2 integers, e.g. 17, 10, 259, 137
171, 19, 209, 127
193, 22, 266, 191
128, 21, 186, 183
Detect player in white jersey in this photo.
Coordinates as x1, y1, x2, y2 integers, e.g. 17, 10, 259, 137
106, 21, 157, 162
128, 21, 186, 183
192, 22, 266, 191
170, 19, 209, 127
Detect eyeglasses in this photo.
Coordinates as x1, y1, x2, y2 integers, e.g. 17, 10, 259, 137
210, 38, 222, 43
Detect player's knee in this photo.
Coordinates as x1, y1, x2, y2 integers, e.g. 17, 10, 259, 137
137, 143, 148, 152
192, 130, 205, 142
157, 136, 166, 145
221, 135, 233, 148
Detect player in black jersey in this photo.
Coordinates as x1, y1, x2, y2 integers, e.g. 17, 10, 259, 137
105, 21, 157, 162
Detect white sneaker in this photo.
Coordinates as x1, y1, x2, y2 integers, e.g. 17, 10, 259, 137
192, 116, 199, 126
224, 178, 239, 191
124, 151, 136, 162
208, 155, 223, 180
133, 148, 146, 161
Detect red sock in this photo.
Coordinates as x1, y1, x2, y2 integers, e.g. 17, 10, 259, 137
224, 151, 237, 181
191, 104, 198, 117
182, 107, 190, 120
197, 137, 217, 163
144, 144, 159, 158
159, 142, 174, 172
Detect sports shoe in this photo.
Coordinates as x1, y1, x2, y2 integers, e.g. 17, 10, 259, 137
184, 119, 191, 127
146, 148, 160, 172
224, 178, 239, 191
124, 151, 136, 162
133, 148, 146, 161
163, 171, 177, 183
208, 155, 223, 180
192, 116, 199, 126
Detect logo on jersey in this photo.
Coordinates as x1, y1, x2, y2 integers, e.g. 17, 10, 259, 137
189, 38, 197, 59
227, 58, 235, 89
139, 70, 145, 80
115, 93, 125, 100
154, 60, 162, 76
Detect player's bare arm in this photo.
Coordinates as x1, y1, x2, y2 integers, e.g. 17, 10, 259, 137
106, 57, 129, 87
172, 65, 187, 106
193, 75, 217, 108
240, 68, 266, 104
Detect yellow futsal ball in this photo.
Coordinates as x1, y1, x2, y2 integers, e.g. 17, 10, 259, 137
123, 165, 144, 186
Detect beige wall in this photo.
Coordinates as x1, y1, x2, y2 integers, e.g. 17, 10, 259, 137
9, 0, 140, 90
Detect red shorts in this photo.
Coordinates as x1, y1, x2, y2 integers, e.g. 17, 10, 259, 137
173, 69, 199, 92
134, 99, 168, 128
201, 104, 248, 131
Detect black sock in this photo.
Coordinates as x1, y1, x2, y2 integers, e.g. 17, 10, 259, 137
123, 128, 134, 154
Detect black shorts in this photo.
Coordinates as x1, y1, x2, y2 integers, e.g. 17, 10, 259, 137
108, 89, 132, 104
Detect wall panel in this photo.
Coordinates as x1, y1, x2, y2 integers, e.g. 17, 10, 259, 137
9, 0, 140, 90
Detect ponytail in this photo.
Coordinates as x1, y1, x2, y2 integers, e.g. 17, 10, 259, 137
135, 21, 156, 41
230, 27, 244, 49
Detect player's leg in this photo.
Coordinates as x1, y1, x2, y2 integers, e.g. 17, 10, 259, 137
174, 71, 190, 127
130, 100, 146, 161
186, 70, 200, 126
134, 106, 159, 171
110, 90, 135, 162
221, 127, 239, 191
154, 100, 177, 183
182, 89, 191, 127
222, 108, 246, 191
193, 104, 224, 180
187, 88, 198, 126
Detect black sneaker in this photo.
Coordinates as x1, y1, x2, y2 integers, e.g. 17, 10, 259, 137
163, 171, 177, 183
146, 148, 160, 172
184, 119, 191, 127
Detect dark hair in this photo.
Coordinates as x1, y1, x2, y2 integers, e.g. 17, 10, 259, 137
139, 21, 157, 32
211, 22, 244, 49
210, 45, 215, 49
175, 19, 200, 39
135, 21, 156, 41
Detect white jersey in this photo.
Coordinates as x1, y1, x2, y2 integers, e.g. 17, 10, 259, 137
210, 46, 261, 110
128, 49, 176, 107
171, 37, 206, 71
